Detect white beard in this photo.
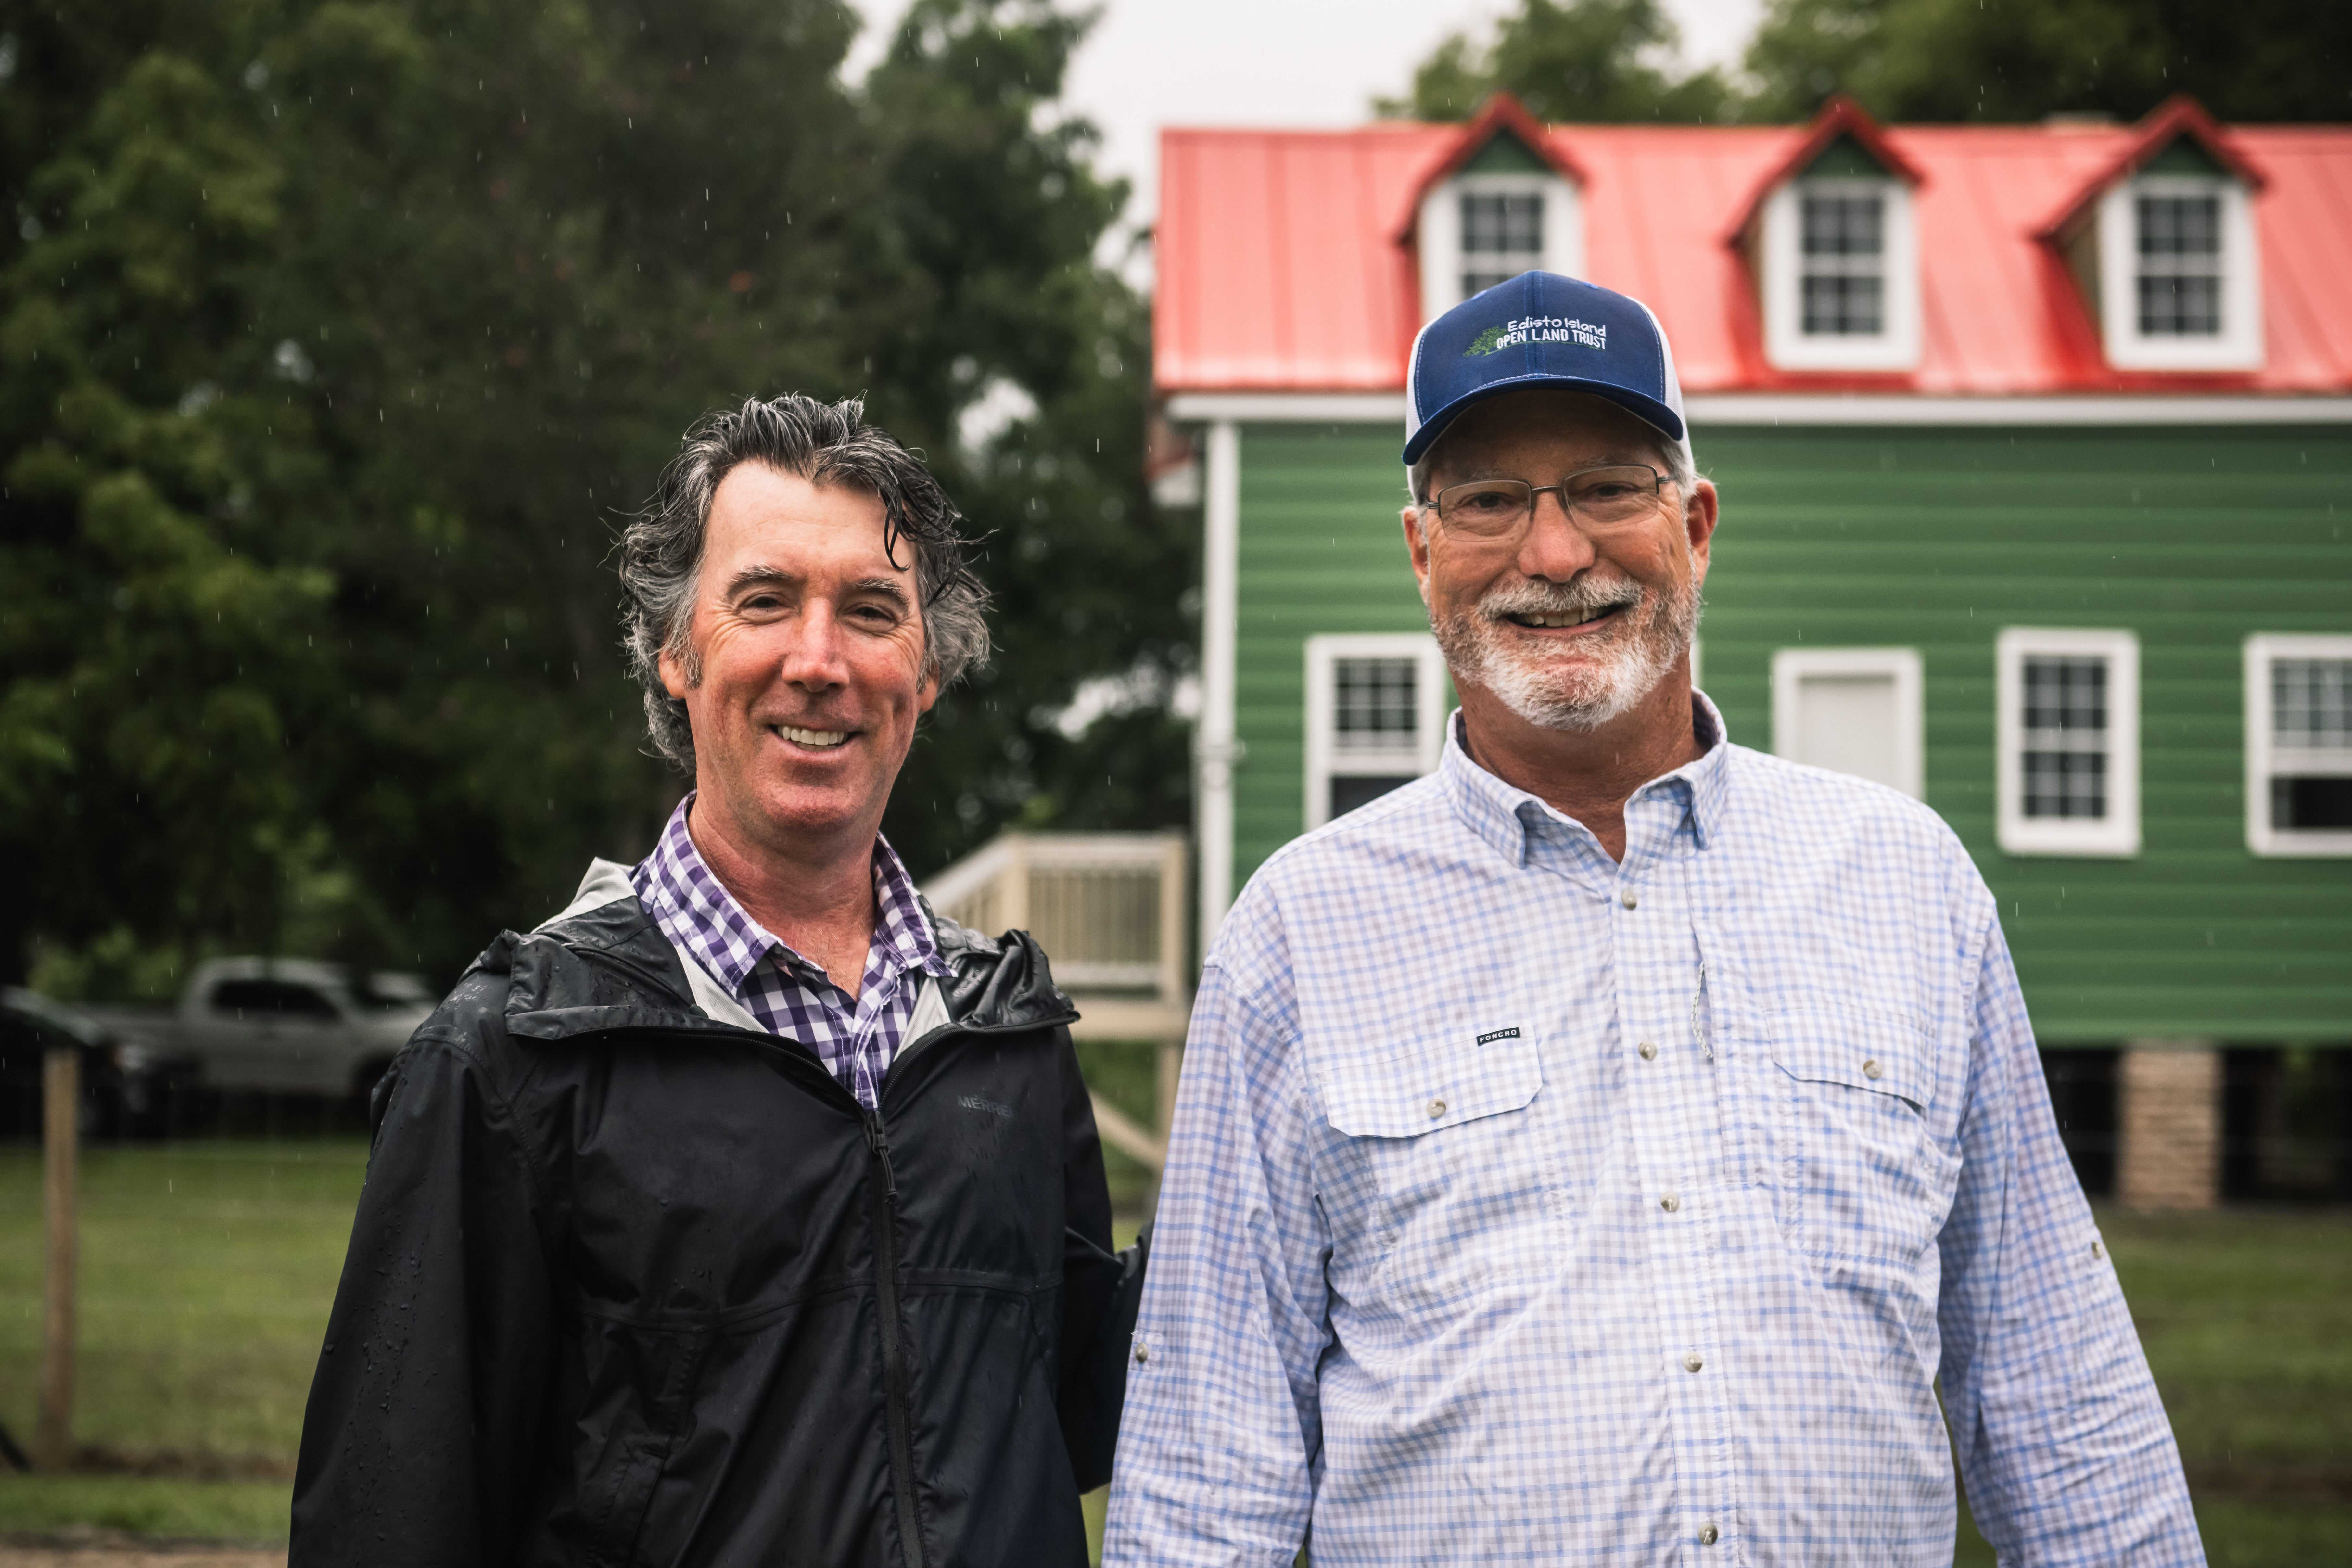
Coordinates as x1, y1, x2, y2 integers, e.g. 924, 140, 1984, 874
1432, 553, 1700, 733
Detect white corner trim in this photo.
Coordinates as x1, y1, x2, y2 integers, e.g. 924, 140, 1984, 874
1761, 179, 1921, 372
1196, 419, 1242, 964
1769, 646, 1924, 799
1995, 627, 2142, 858
2244, 632, 2352, 858
1680, 394, 2352, 426
1416, 172, 1584, 324
1302, 633, 1448, 831
1165, 392, 1409, 425
2098, 174, 2263, 373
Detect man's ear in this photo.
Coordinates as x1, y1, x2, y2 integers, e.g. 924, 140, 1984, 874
657, 623, 695, 700
1401, 503, 1433, 605
916, 662, 941, 717
1683, 479, 1719, 590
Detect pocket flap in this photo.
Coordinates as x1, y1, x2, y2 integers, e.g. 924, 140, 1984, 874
1321, 1033, 1543, 1139
1771, 1005, 1931, 1109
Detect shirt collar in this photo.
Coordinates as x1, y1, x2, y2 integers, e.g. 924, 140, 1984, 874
632, 793, 947, 998
1439, 689, 1731, 867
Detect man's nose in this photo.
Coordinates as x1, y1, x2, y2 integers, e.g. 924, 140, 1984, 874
779, 602, 851, 688
1517, 487, 1599, 581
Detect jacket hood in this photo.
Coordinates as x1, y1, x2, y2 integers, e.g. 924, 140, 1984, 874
493, 858, 1076, 1046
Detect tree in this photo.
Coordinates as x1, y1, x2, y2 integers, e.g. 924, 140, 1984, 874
0, 0, 1188, 992
1377, 0, 1734, 123
1386, 0, 2352, 127
1743, 0, 2352, 124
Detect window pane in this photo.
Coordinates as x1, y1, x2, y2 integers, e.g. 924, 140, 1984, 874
2024, 750, 2108, 819
2024, 656, 2107, 733
1460, 193, 1543, 255
1461, 269, 1518, 297
2271, 776, 2352, 831
1801, 192, 1883, 257
2272, 658, 2352, 748
2137, 194, 2220, 257
2138, 274, 2221, 335
1334, 657, 1417, 750
2020, 656, 2109, 820
1329, 774, 1418, 820
1801, 274, 1883, 335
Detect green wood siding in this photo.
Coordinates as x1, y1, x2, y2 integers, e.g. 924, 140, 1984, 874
1228, 421, 2352, 1043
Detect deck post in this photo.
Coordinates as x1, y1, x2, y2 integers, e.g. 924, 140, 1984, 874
39, 1046, 78, 1470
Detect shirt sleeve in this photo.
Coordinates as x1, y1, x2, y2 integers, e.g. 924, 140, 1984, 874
1101, 896, 1330, 1566
1937, 915, 2206, 1566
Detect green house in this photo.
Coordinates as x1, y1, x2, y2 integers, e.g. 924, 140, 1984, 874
1151, 97, 2352, 1205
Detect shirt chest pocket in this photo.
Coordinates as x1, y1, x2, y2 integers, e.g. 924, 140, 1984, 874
1769, 1004, 1957, 1268
1316, 1034, 1555, 1291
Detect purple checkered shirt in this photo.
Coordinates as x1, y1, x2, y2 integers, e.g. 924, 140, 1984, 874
631, 793, 948, 1111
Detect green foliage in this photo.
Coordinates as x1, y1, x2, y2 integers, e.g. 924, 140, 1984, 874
1743, 0, 2352, 123
1377, 0, 1734, 123
0, 0, 1188, 989
1387, 0, 2352, 125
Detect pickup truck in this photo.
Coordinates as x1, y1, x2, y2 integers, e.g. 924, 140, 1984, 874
90, 957, 435, 1103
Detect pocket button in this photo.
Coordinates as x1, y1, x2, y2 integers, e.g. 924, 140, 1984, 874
1863, 1058, 1883, 1081
1426, 1098, 1447, 1119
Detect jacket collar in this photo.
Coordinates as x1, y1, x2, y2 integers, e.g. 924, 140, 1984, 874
503, 860, 1074, 1045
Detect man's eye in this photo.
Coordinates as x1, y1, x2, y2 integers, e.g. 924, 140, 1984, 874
1461, 491, 1512, 512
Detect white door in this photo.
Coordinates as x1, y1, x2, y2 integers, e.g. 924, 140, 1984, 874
1772, 648, 1924, 798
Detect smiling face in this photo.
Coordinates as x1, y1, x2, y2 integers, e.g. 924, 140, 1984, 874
1403, 389, 1716, 736
659, 461, 935, 861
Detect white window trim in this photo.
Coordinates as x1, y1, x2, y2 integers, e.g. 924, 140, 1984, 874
1303, 633, 1448, 831
1417, 171, 1583, 324
2244, 632, 2352, 858
1761, 177, 1920, 372
1996, 628, 2141, 857
1770, 647, 1924, 798
2097, 173, 2263, 371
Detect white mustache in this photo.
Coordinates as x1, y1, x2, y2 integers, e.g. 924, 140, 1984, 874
1477, 579, 1644, 623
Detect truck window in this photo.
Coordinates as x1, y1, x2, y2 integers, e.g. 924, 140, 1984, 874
211, 979, 341, 1021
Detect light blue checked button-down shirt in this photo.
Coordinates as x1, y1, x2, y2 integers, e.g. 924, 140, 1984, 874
1105, 695, 2201, 1567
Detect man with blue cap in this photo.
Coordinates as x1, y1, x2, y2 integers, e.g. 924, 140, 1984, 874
1103, 274, 2201, 1564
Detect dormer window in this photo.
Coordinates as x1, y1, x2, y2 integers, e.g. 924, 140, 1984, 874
1799, 185, 1887, 335
1757, 137, 1921, 372
1415, 127, 1582, 322
1458, 188, 1545, 297
2085, 143, 2261, 371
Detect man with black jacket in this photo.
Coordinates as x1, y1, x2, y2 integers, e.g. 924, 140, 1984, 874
292, 395, 1141, 1567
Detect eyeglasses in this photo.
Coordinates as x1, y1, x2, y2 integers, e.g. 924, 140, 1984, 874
1427, 465, 1673, 540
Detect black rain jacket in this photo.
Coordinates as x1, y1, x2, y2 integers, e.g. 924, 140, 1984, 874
289, 867, 1141, 1567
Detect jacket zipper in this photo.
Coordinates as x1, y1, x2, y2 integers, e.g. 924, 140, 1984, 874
864, 1112, 930, 1568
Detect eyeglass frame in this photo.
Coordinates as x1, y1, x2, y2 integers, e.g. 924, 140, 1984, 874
1416, 463, 1684, 541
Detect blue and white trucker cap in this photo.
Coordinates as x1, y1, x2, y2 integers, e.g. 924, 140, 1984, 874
1403, 270, 1691, 471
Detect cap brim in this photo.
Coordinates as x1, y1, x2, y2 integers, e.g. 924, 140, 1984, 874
1401, 374, 1688, 466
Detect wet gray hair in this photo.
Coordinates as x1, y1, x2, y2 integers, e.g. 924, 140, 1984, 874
620, 394, 991, 772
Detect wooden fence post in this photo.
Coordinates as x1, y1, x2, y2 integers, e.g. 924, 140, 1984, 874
38, 1046, 77, 1471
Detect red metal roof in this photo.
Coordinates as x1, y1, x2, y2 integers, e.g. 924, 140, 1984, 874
1154, 100, 2352, 397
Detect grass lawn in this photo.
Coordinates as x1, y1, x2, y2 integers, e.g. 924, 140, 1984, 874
3, 1134, 2346, 1562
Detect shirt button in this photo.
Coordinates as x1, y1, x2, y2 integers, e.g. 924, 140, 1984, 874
1133, 1344, 1149, 1365
1638, 1040, 1658, 1061
2091, 1239, 2105, 1259
1699, 1524, 1719, 1546
1427, 1098, 1447, 1119
1620, 888, 1639, 910
1863, 1058, 1883, 1080
1681, 1352, 1703, 1373
1660, 1194, 1680, 1212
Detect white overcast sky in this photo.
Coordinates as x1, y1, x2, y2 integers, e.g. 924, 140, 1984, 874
847, 0, 1768, 241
